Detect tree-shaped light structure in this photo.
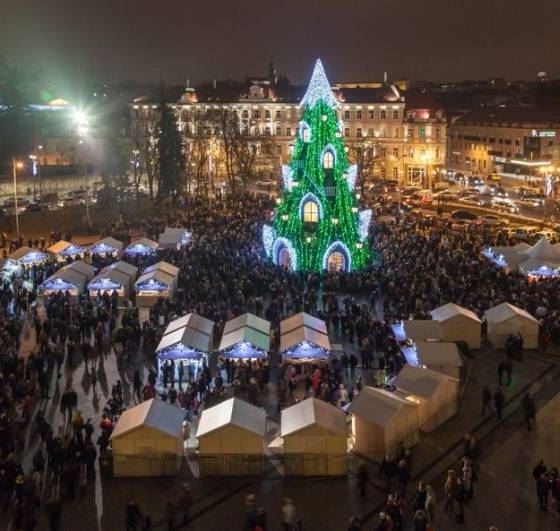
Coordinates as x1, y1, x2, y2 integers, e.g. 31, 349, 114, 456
263, 59, 371, 272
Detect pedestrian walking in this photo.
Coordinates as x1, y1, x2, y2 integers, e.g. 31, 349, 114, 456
357, 463, 369, 498
481, 385, 492, 415
522, 392, 536, 431
494, 387, 505, 420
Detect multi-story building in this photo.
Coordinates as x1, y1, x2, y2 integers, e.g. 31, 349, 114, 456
447, 107, 560, 188
130, 68, 447, 190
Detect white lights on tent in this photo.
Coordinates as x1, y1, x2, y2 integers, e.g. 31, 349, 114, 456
358, 210, 372, 242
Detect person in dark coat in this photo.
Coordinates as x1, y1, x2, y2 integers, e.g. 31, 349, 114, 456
493, 387, 505, 419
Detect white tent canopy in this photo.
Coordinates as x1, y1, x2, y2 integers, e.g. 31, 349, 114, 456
415, 341, 464, 379
279, 313, 331, 361
158, 227, 191, 249
125, 237, 159, 255
88, 263, 136, 297
89, 236, 123, 255
484, 238, 560, 275
156, 313, 215, 361
219, 313, 271, 358
403, 320, 442, 341
484, 302, 539, 349
430, 303, 482, 349
521, 237, 560, 262
281, 397, 347, 438
65, 260, 96, 280
9, 247, 49, 264
143, 261, 180, 278
280, 312, 328, 336
196, 397, 266, 439
136, 269, 175, 289
40, 267, 89, 295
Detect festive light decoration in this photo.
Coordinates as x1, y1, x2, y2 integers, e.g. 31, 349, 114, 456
345, 164, 358, 191
299, 59, 340, 109
358, 209, 373, 242
264, 59, 371, 272
90, 243, 117, 255
41, 277, 77, 291
281, 165, 294, 191
125, 243, 155, 256
262, 225, 276, 257
60, 244, 85, 257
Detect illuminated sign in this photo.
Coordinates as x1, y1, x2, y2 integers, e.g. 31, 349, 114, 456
531, 130, 556, 138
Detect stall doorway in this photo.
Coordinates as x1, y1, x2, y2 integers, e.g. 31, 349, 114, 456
278, 247, 294, 271
327, 251, 345, 272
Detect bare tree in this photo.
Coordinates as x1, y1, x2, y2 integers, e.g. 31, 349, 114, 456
348, 140, 383, 194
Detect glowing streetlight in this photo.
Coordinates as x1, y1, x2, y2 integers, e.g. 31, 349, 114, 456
12, 159, 24, 239
75, 109, 91, 228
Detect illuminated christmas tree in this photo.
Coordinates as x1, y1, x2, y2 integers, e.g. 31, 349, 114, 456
263, 59, 371, 272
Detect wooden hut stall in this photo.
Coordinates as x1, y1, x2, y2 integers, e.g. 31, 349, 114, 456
87, 261, 137, 300
89, 237, 123, 257
143, 261, 180, 279
158, 227, 191, 250
484, 302, 539, 349
110, 398, 184, 477
135, 269, 176, 307
47, 240, 86, 261
279, 313, 331, 363
9, 247, 49, 266
156, 314, 214, 380
196, 398, 266, 476
415, 342, 464, 380
124, 237, 159, 257
430, 303, 482, 350
348, 386, 419, 460
39, 261, 96, 297
280, 398, 348, 476
391, 320, 442, 343
392, 365, 459, 432
219, 313, 271, 360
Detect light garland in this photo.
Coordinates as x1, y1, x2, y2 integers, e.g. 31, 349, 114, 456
358, 209, 372, 242
281, 165, 294, 191
262, 225, 276, 257
272, 237, 298, 270
322, 240, 352, 271
299, 59, 340, 109
345, 164, 358, 191
298, 192, 324, 221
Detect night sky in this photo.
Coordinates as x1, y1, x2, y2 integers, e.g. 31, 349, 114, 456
2, 0, 559, 89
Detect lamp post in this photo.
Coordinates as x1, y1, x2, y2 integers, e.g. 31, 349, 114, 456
12, 159, 24, 239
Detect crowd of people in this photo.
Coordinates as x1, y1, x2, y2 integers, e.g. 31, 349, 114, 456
0, 191, 557, 529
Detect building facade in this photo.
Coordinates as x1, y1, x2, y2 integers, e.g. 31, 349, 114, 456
447, 107, 560, 187
130, 71, 447, 191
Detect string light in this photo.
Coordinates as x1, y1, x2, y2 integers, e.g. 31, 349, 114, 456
299, 59, 340, 109
262, 225, 276, 257
358, 209, 372, 242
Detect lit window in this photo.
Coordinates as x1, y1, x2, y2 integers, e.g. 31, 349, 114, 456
302, 125, 311, 143
323, 150, 335, 169
303, 200, 319, 223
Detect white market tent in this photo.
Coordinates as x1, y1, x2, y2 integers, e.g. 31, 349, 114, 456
484, 239, 560, 277
88, 262, 136, 299
47, 240, 86, 260
143, 261, 180, 278
158, 227, 191, 250
110, 398, 184, 477
40, 267, 89, 296
392, 365, 459, 432
0, 258, 21, 278
65, 260, 96, 280
484, 302, 539, 349
415, 342, 464, 380
9, 247, 49, 265
280, 398, 348, 476
89, 236, 123, 256
391, 320, 442, 343
348, 386, 419, 459
124, 237, 159, 256
196, 397, 266, 476
521, 237, 560, 262
219, 313, 271, 359
135, 269, 176, 306
430, 303, 482, 349
279, 313, 331, 362
156, 314, 215, 376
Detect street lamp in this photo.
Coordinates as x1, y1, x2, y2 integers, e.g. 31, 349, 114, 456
12, 159, 24, 239
74, 109, 91, 228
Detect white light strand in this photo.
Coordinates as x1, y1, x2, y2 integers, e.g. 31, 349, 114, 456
262, 225, 276, 257
272, 237, 298, 270
322, 240, 352, 272
345, 164, 358, 191
281, 165, 294, 191
298, 192, 324, 221
299, 59, 340, 109
358, 209, 372, 242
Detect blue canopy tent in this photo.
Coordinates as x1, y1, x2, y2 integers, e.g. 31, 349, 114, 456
135, 268, 176, 307
40, 263, 92, 296
9, 247, 49, 265
47, 240, 85, 261
279, 313, 331, 363
124, 238, 159, 256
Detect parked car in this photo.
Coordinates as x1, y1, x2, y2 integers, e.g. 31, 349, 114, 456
409, 189, 433, 206
492, 199, 519, 214
533, 230, 557, 241
450, 209, 478, 221
478, 214, 508, 227
515, 226, 540, 240
24, 202, 46, 213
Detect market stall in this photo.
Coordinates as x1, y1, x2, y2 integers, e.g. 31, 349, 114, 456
219, 313, 271, 359
87, 261, 137, 299
280, 398, 348, 476
158, 227, 191, 250
348, 386, 419, 459
196, 397, 266, 476
484, 302, 539, 349
392, 320, 442, 343
124, 237, 159, 257
391, 365, 459, 433
415, 342, 464, 380
135, 269, 176, 307
39, 261, 96, 297
156, 313, 215, 380
47, 240, 86, 261
110, 398, 185, 477
89, 237, 123, 257
279, 313, 331, 362
0, 258, 22, 279
9, 247, 49, 266
430, 303, 482, 350
143, 261, 180, 278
